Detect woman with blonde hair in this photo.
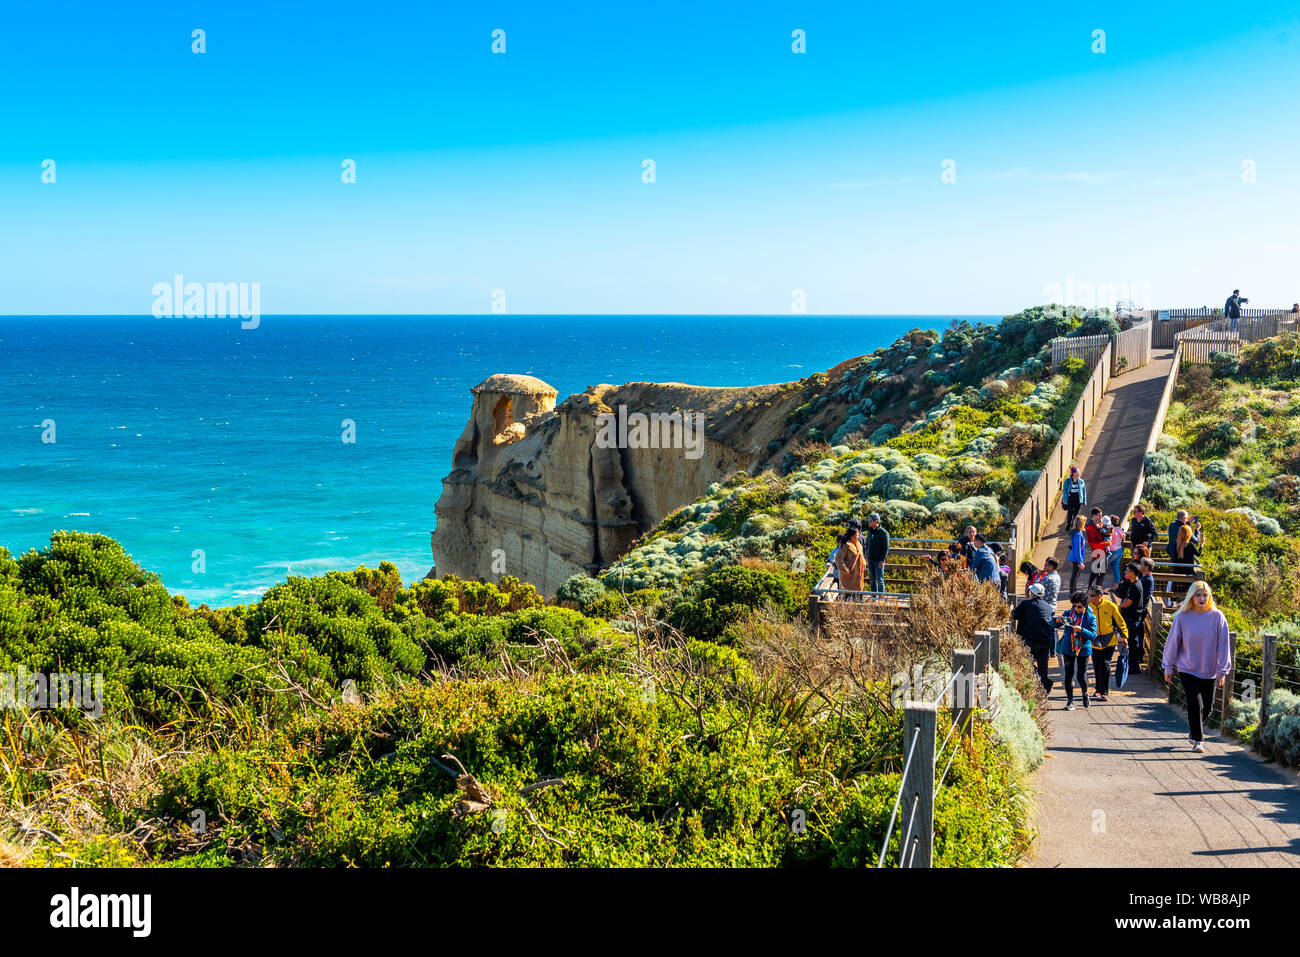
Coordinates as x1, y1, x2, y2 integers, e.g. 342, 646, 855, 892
1161, 580, 1231, 752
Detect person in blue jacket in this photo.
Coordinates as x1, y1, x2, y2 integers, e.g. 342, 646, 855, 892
968, 533, 999, 584
1066, 515, 1088, 594
1054, 591, 1098, 711
1062, 465, 1087, 530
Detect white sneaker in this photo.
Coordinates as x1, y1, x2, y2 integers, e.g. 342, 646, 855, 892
1066, 702, 1076, 711
1192, 741, 1205, 753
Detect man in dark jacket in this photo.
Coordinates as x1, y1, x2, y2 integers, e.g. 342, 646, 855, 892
1011, 584, 1056, 692
1129, 505, 1157, 556
1135, 557, 1157, 670
864, 512, 890, 593
953, 525, 978, 565
1225, 289, 1246, 329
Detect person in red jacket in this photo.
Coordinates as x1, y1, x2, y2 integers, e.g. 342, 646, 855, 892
1084, 516, 1110, 589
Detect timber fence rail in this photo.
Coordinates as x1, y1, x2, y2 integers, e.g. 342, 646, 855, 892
876, 623, 1010, 867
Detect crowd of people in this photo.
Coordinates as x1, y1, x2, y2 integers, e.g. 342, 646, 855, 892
1009, 465, 1226, 750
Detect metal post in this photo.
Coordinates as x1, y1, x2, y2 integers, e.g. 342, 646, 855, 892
952, 649, 975, 741
807, 592, 820, 636
901, 701, 936, 868
1219, 631, 1236, 733
1260, 633, 1278, 737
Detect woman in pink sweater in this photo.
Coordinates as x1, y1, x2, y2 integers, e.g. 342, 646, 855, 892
1162, 581, 1232, 752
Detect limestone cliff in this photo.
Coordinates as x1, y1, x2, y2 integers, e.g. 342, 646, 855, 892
430, 340, 950, 594
432, 373, 815, 594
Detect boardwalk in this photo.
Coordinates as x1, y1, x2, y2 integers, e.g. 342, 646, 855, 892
1028, 347, 1176, 587
1029, 669, 1300, 867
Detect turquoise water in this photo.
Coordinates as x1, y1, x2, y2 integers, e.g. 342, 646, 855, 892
0, 315, 994, 605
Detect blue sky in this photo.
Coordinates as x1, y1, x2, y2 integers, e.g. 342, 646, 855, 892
2, 1, 1298, 315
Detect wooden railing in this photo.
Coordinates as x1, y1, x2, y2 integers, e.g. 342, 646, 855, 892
1111, 321, 1152, 375
1008, 342, 1111, 592
1176, 313, 1295, 361
1050, 334, 1110, 371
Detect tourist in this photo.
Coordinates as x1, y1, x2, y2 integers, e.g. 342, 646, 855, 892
826, 532, 846, 585
1019, 560, 1041, 598
1171, 518, 1203, 571
989, 542, 1010, 596
953, 525, 978, 565
1116, 563, 1145, 663
968, 533, 999, 584
864, 512, 890, 594
1084, 512, 1110, 589
1039, 557, 1062, 607
835, 520, 865, 596
1165, 510, 1200, 564
1135, 558, 1157, 669
1055, 591, 1098, 711
1224, 289, 1247, 331
1062, 466, 1087, 530
1162, 581, 1232, 752
1011, 583, 1056, 694
1067, 515, 1088, 594
1129, 504, 1158, 557
1107, 514, 1126, 586
1087, 585, 1128, 702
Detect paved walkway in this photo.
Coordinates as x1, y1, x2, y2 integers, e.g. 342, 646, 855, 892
1028, 665, 1300, 867
1029, 348, 1176, 592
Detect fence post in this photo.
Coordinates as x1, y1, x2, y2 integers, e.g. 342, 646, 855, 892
1259, 633, 1278, 737
990, 626, 1002, 672
952, 649, 975, 741
1219, 631, 1236, 732
807, 592, 821, 636
901, 701, 936, 868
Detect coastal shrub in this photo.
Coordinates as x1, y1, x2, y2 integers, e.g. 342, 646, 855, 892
667, 566, 797, 643
932, 496, 1005, 530
1142, 450, 1208, 508
556, 574, 608, 614
1256, 689, 1300, 764
990, 674, 1044, 774
1239, 333, 1300, 381
871, 466, 925, 501
920, 485, 957, 508
869, 423, 899, 444
1209, 351, 1240, 378
1225, 507, 1282, 536
1202, 459, 1235, 482
787, 481, 828, 506
881, 500, 931, 526
1016, 470, 1042, 487
842, 462, 886, 486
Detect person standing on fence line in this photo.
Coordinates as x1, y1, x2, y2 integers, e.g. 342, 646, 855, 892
1067, 515, 1088, 594
1116, 563, 1145, 664
1055, 591, 1098, 711
968, 534, 999, 584
1172, 518, 1203, 572
1062, 466, 1087, 531
1087, 585, 1128, 702
835, 520, 865, 596
826, 532, 846, 587
954, 525, 978, 566
864, 512, 890, 594
1224, 289, 1247, 332
1107, 514, 1126, 586
1128, 504, 1157, 558
1011, 583, 1056, 694
1162, 581, 1232, 752
1166, 510, 1199, 564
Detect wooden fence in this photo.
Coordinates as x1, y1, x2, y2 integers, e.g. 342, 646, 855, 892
1009, 342, 1111, 592
880, 623, 1011, 867
1176, 313, 1296, 362
1111, 321, 1152, 374
1050, 334, 1110, 371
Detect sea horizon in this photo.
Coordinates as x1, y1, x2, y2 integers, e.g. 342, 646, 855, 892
1, 313, 999, 605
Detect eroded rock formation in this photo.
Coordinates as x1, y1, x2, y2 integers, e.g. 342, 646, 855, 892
431, 373, 819, 595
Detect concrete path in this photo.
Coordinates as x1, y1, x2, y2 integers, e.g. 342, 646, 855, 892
1029, 348, 1176, 592
1028, 664, 1300, 867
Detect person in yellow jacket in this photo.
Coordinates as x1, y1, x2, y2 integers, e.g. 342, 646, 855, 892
1087, 585, 1128, 701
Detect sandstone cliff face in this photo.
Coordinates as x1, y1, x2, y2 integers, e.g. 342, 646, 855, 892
431, 373, 823, 595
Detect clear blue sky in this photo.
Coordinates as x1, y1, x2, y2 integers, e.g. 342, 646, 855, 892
2, 1, 1298, 315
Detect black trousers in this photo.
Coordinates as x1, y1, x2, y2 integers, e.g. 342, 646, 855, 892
1179, 673, 1217, 741
1129, 614, 1147, 665
1062, 654, 1089, 705
1065, 493, 1081, 530
1028, 643, 1053, 693
1091, 645, 1115, 696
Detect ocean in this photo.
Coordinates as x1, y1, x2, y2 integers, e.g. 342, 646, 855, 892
0, 315, 996, 606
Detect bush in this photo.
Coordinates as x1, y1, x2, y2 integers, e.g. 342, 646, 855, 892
1142, 450, 1208, 508
667, 566, 797, 642
871, 466, 925, 501
991, 672, 1045, 773
1209, 351, 1240, 378
556, 574, 607, 611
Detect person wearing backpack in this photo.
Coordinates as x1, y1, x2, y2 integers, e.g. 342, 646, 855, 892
1062, 466, 1087, 530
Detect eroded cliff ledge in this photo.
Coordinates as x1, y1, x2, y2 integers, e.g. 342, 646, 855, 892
431, 370, 847, 595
